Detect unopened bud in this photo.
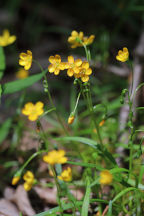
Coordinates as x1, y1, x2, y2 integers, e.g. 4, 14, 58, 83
12, 176, 20, 185
68, 115, 75, 125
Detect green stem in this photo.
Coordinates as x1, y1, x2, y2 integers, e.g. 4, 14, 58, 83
50, 165, 63, 216
33, 59, 69, 135
81, 43, 103, 147
127, 93, 134, 178
85, 84, 103, 147
73, 91, 81, 114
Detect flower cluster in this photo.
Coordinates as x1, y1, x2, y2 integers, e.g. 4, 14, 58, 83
68, 30, 95, 48
43, 149, 67, 165
23, 171, 35, 191
48, 55, 92, 82
0, 29, 16, 47
22, 101, 44, 121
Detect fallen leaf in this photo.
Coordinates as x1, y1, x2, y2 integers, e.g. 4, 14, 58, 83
0, 199, 19, 216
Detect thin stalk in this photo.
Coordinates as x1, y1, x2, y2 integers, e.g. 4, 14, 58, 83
73, 91, 81, 114
127, 93, 134, 178
50, 165, 63, 216
33, 59, 69, 135
81, 43, 103, 147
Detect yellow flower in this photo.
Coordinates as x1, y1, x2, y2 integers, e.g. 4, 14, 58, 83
0, 29, 16, 47
48, 55, 66, 75
11, 176, 20, 185
83, 35, 95, 46
16, 68, 29, 79
68, 115, 75, 124
23, 171, 35, 191
58, 167, 72, 182
74, 61, 92, 82
99, 170, 113, 185
99, 120, 105, 127
116, 47, 129, 62
66, 56, 82, 77
22, 101, 44, 121
19, 50, 32, 70
68, 30, 84, 48
43, 149, 67, 165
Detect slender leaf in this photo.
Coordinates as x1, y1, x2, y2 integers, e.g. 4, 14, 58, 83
2, 69, 47, 94
0, 118, 12, 144
56, 136, 97, 148
34, 201, 82, 216
112, 187, 138, 203
81, 177, 91, 216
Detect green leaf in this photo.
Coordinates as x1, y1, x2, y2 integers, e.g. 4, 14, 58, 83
34, 201, 82, 216
108, 200, 113, 216
55, 136, 98, 149
0, 118, 12, 144
81, 177, 91, 216
2, 69, 47, 94
0, 46, 5, 79
112, 187, 138, 203
0, 84, 2, 100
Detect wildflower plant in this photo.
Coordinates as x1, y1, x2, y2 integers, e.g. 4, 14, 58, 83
1, 28, 144, 216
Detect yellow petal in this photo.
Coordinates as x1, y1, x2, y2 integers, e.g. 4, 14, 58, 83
48, 64, 55, 73
54, 68, 60, 75
79, 31, 84, 40
28, 114, 38, 121
35, 101, 44, 109
27, 50, 32, 56
24, 62, 31, 70
73, 67, 80, 74
55, 55, 61, 63
24, 182, 32, 191
81, 75, 89, 82
82, 61, 89, 69
75, 59, 82, 67
123, 47, 128, 52
85, 68, 92, 75
71, 30, 78, 36
68, 56, 74, 64
118, 50, 122, 55
67, 68, 74, 77
8, 35, 16, 44
49, 56, 55, 64
19, 59, 25, 66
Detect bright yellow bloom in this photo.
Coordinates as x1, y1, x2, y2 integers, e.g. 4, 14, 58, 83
74, 61, 92, 82
19, 50, 32, 70
48, 55, 66, 75
68, 115, 75, 124
68, 31, 95, 48
68, 30, 84, 48
22, 101, 44, 121
43, 149, 67, 165
12, 176, 20, 185
116, 47, 129, 62
0, 29, 16, 47
83, 35, 95, 46
58, 167, 72, 182
99, 170, 113, 185
23, 171, 35, 191
16, 68, 29, 79
99, 120, 105, 127
66, 56, 82, 77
